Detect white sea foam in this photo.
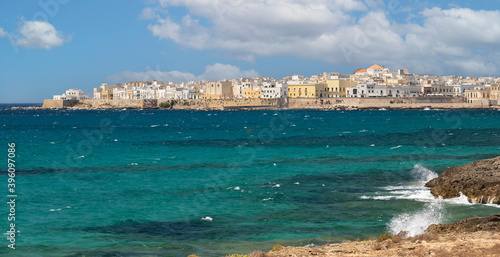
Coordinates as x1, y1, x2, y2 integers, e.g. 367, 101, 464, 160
371, 165, 500, 237
362, 165, 438, 202
201, 216, 213, 221
361, 165, 443, 237
389, 200, 445, 237
390, 145, 403, 150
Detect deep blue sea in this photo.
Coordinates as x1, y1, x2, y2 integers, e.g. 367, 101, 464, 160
1, 104, 499, 257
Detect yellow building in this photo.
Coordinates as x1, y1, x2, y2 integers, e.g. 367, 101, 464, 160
288, 83, 327, 98
201, 81, 233, 99
325, 80, 357, 98
242, 87, 262, 98
101, 90, 113, 100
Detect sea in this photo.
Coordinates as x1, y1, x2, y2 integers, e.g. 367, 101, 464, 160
1, 104, 499, 257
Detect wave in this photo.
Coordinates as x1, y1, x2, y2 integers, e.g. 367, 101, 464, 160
360, 165, 438, 202
361, 164, 498, 237
389, 201, 444, 237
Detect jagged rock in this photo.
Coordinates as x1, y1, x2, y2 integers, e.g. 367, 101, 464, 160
426, 214, 500, 233
425, 156, 500, 204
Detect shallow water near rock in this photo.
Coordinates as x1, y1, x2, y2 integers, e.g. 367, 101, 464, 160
1, 108, 499, 256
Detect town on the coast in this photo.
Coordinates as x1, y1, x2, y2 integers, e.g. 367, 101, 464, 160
45, 64, 500, 109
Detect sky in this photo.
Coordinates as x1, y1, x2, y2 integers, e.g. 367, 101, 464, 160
1, 0, 500, 103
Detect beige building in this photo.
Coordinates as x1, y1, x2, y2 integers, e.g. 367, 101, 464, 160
201, 81, 233, 99
490, 83, 500, 105
422, 84, 454, 96
386, 78, 409, 85
288, 83, 327, 98
325, 79, 357, 98
465, 88, 490, 105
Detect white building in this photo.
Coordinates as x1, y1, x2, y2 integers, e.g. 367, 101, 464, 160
346, 83, 421, 98
261, 82, 288, 98
453, 84, 479, 97
53, 89, 91, 100
367, 64, 390, 75
346, 83, 376, 97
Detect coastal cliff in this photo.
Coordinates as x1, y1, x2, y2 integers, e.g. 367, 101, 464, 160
425, 156, 500, 204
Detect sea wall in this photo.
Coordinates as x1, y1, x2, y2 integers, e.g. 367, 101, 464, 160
159, 98, 282, 110
288, 97, 474, 109
43, 99, 79, 108
75, 99, 157, 109
41, 97, 496, 110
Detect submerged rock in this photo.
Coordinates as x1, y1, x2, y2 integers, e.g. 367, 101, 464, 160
427, 214, 500, 233
425, 156, 500, 204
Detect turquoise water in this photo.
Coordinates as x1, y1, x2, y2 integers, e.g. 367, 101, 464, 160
1, 106, 500, 256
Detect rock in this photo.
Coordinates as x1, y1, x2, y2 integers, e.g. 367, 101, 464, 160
425, 156, 500, 204
426, 214, 500, 233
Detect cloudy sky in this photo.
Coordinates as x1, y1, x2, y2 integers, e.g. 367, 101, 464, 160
1, 0, 500, 103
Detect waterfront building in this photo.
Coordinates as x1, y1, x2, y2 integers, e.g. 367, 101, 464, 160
465, 88, 491, 105
201, 81, 233, 99
325, 79, 357, 98
242, 87, 262, 98
262, 82, 288, 98
490, 83, 500, 105
288, 83, 327, 98
452, 84, 478, 97
345, 83, 375, 97
53, 89, 91, 100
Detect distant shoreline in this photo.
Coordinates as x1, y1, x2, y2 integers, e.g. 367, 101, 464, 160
5, 97, 498, 111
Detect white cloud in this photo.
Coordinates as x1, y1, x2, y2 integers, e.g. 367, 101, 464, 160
14, 20, 70, 49
140, 7, 161, 20
145, 1, 500, 76
0, 27, 7, 37
106, 63, 260, 83
198, 63, 259, 81
148, 15, 209, 50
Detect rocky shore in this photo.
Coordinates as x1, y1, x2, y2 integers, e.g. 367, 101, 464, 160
249, 214, 500, 257
427, 214, 500, 233
234, 157, 500, 257
425, 156, 500, 204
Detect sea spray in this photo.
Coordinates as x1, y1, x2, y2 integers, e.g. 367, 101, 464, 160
361, 164, 439, 202
389, 200, 445, 237
411, 164, 438, 187
388, 165, 444, 237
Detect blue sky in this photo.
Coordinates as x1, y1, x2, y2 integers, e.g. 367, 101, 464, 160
1, 0, 500, 103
